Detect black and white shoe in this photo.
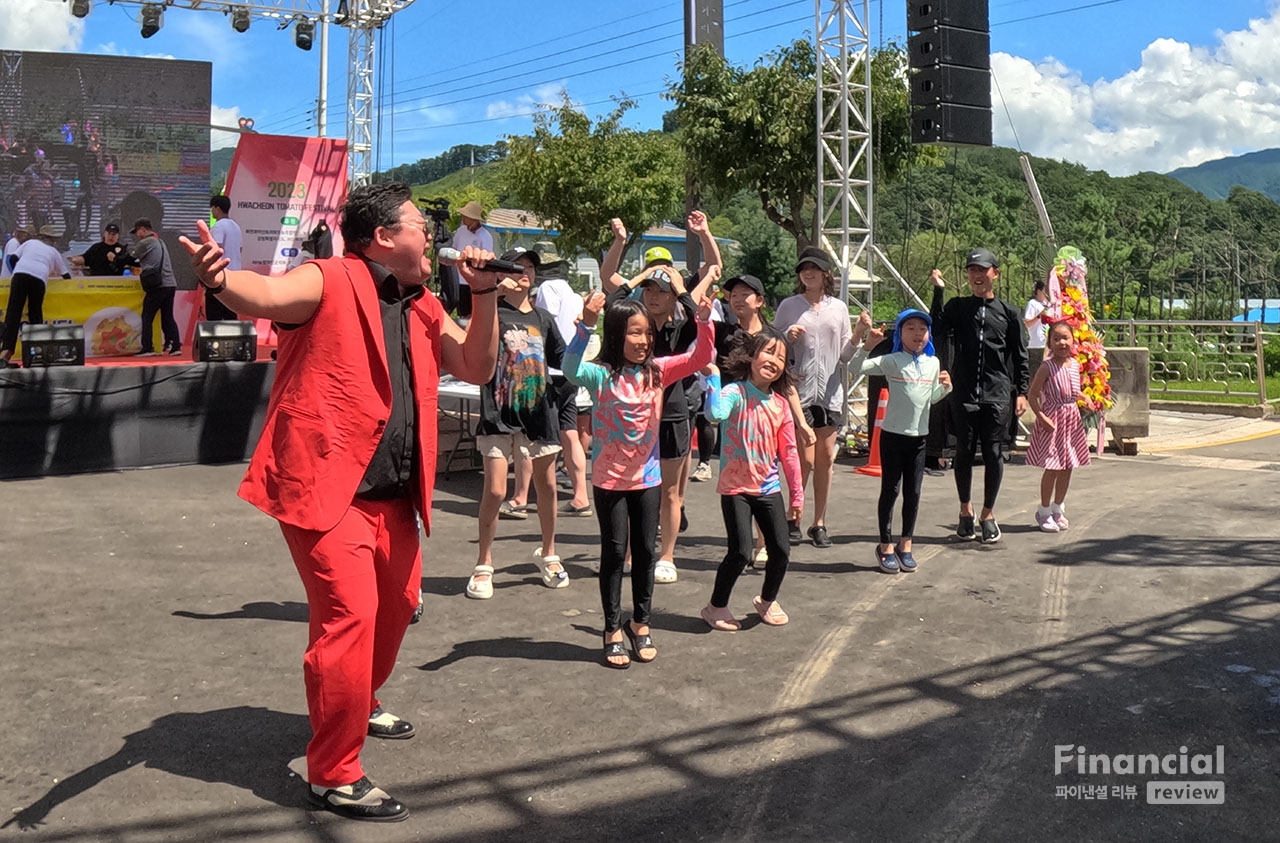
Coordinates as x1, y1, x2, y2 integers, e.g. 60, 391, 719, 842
980, 518, 1002, 544
367, 705, 415, 739
307, 776, 409, 822
956, 515, 977, 541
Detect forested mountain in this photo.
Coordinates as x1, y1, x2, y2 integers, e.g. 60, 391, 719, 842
873, 146, 1280, 320
1168, 148, 1280, 203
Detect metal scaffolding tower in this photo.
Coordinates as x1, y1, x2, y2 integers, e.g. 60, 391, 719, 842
62, 0, 415, 185
814, 0, 924, 312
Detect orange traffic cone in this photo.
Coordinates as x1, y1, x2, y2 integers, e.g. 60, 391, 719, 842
855, 388, 888, 477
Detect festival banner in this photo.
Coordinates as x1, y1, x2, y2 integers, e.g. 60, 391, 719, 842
224, 133, 348, 277
0, 277, 202, 358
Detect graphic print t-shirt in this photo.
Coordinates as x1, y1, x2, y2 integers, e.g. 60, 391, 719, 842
477, 300, 565, 443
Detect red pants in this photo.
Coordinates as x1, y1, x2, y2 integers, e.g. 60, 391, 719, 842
279, 497, 421, 787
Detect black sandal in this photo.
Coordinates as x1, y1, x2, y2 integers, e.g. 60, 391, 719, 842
624, 624, 657, 663
602, 639, 631, 669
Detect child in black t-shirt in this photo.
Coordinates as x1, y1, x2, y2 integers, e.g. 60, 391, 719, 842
467, 249, 568, 601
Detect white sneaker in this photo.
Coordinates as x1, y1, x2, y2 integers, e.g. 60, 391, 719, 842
1035, 508, 1059, 533
691, 461, 712, 482
752, 546, 769, 569
654, 559, 678, 583
1052, 505, 1070, 530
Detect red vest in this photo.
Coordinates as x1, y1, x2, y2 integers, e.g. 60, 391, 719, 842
239, 255, 444, 533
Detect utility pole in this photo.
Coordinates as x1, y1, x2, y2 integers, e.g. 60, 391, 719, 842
683, 0, 723, 275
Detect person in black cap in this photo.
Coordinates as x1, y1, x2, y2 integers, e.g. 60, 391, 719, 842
929, 247, 1029, 544
72, 222, 135, 276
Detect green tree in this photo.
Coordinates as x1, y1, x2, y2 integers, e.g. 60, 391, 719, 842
502, 95, 685, 259
670, 40, 931, 252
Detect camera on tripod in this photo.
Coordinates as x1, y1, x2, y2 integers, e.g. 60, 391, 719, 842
421, 197, 450, 224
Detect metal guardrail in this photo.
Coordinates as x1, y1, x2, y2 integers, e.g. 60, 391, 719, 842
1097, 320, 1271, 405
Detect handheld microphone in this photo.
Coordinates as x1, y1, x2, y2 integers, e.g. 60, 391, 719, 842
436, 247, 524, 274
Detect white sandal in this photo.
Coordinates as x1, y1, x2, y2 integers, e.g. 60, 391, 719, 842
654, 559, 678, 584
466, 565, 494, 600
535, 549, 570, 589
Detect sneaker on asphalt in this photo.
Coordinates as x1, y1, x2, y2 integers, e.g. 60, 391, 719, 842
788, 520, 803, 545
1035, 507, 1060, 533
691, 461, 712, 482
956, 514, 976, 541
1052, 505, 1070, 530
752, 546, 769, 569
808, 525, 832, 548
897, 551, 918, 573
980, 518, 1002, 544
679, 506, 689, 533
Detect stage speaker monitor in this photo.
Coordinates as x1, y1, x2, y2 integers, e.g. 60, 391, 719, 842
907, 0, 989, 33
195, 320, 257, 363
21, 324, 85, 368
908, 26, 990, 70
912, 63, 991, 109
912, 102, 992, 147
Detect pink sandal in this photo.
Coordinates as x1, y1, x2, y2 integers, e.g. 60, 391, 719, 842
753, 596, 789, 626
700, 605, 741, 631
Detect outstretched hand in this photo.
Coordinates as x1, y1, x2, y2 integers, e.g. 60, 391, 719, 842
580, 290, 607, 328
862, 323, 886, 350
609, 217, 627, 241
178, 219, 229, 289
852, 309, 873, 340
939, 370, 952, 390
695, 295, 714, 323
930, 268, 945, 289
687, 209, 709, 234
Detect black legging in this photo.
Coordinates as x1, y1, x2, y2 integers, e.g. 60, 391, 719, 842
951, 400, 1007, 511
695, 412, 717, 463
593, 485, 661, 633
711, 492, 790, 607
877, 431, 926, 544
2, 272, 45, 355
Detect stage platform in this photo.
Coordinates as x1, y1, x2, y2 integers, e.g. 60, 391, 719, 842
0, 354, 275, 480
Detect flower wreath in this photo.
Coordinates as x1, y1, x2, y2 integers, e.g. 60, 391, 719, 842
1043, 245, 1113, 416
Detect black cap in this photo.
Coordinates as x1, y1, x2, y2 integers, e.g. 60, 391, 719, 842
641, 266, 677, 292
724, 274, 765, 296
500, 247, 540, 268
795, 246, 832, 274
965, 247, 999, 269
130, 218, 152, 234
104, 223, 120, 233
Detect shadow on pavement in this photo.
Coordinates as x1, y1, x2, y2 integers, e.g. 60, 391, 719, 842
172, 601, 309, 623
14, 574, 1280, 841
1038, 535, 1280, 567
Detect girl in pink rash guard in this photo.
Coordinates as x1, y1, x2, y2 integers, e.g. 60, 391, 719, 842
698, 332, 804, 631
564, 292, 714, 669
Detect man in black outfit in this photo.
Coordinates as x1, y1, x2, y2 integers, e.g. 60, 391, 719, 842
73, 223, 134, 276
929, 248, 1029, 544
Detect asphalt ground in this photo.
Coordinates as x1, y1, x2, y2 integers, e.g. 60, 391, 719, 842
3, 425, 1280, 842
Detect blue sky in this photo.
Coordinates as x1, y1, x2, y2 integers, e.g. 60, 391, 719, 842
6, 0, 1279, 174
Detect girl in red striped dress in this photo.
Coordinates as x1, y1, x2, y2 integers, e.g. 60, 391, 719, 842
1026, 321, 1090, 532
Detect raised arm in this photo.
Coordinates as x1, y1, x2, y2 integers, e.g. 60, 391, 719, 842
704, 368, 741, 423
600, 218, 628, 294
563, 291, 609, 393
181, 219, 324, 324
686, 210, 722, 301
656, 308, 715, 384
437, 258, 513, 385
929, 269, 950, 341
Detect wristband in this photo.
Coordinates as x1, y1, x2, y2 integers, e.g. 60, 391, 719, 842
471, 286, 498, 295
201, 270, 228, 294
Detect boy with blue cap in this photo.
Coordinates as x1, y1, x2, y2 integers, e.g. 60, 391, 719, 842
847, 309, 952, 573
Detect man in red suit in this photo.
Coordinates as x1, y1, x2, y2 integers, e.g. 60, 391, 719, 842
181, 182, 511, 823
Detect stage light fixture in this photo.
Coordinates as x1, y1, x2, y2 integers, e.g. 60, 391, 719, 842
140, 3, 163, 38
294, 17, 315, 51
230, 8, 250, 33
70, 0, 92, 18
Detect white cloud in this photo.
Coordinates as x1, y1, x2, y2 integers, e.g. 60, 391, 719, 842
0, 0, 84, 52
485, 82, 572, 120
94, 42, 176, 60
994, 9, 1280, 174
211, 104, 242, 150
